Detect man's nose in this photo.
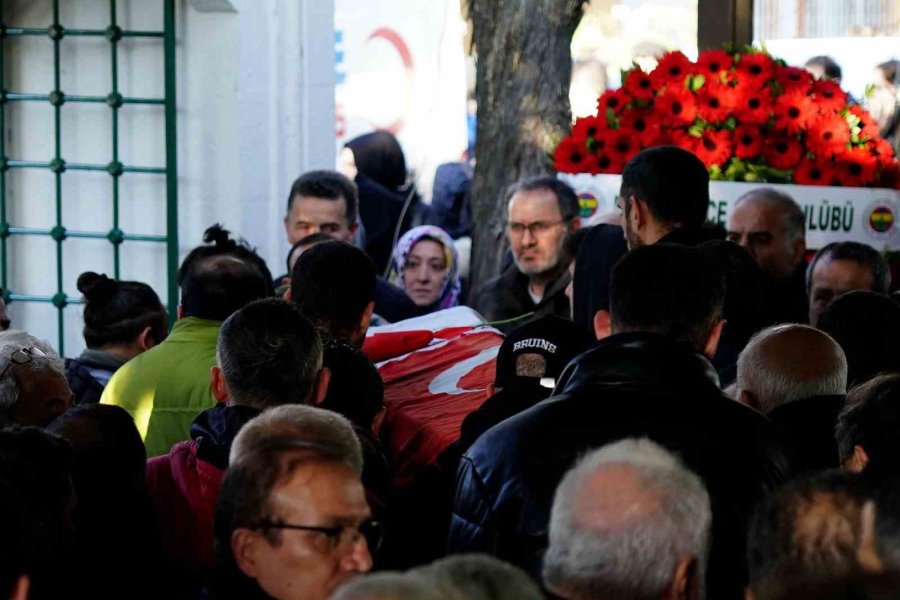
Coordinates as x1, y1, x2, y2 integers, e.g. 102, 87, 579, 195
521, 228, 537, 245
341, 538, 373, 573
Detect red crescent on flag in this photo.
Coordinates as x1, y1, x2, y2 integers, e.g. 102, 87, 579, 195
365, 27, 414, 134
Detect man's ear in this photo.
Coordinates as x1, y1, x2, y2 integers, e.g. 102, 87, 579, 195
845, 445, 869, 473
665, 556, 700, 600
283, 288, 292, 302
792, 238, 807, 268
232, 529, 261, 579
313, 367, 331, 406
569, 216, 582, 233
10, 575, 29, 600
703, 320, 726, 359
738, 389, 761, 412
137, 326, 156, 351
631, 197, 649, 230
177, 305, 184, 320
593, 310, 612, 341
210, 366, 229, 403
357, 301, 375, 338
349, 221, 360, 236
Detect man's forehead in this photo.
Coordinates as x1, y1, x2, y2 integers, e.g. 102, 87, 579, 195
730, 199, 791, 230
292, 194, 346, 214
508, 189, 561, 216
271, 460, 369, 520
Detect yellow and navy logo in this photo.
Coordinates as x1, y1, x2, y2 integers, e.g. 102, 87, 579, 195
866, 203, 895, 237
578, 193, 599, 219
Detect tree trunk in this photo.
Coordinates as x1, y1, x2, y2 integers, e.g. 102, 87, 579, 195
468, 0, 585, 294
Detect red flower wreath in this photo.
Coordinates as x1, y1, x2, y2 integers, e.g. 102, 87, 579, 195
651, 51, 693, 87
773, 89, 815, 135
655, 86, 699, 124
596, 89, 632, 117
733, 124, 764, 160
806, 113, 851, 159
763, 135, 804, 170
695, 49, 733, 79
697, 80, 737, 123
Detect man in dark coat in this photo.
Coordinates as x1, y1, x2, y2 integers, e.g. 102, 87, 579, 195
475, 177, 581, 329
449, 244, 792, 600
734, 323, 847, 473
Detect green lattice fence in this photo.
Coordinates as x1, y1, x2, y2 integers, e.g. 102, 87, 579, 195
0, 0, 178, 355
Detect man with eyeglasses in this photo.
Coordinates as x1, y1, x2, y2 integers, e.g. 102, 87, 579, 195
474, 177, 581, 329
0, 335, 71, 427
212, 406, 377, 600
145, 299, 329, 598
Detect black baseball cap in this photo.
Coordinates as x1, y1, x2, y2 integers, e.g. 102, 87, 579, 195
494, 315, 593, 387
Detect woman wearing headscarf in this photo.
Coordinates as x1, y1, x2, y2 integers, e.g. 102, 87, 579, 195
389, 225, 461, 314
344, 131, 419, 273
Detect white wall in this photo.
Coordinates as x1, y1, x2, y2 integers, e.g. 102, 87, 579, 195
2, 0, 335, 355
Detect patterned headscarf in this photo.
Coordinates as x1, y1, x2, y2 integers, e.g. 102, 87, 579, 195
390, 226, 461, 310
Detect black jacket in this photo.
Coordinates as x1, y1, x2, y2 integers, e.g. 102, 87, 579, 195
448, 332, 792, 600
474, 264, 571, 331
769, 264, 809, 325
768, 394, 845, 474
65, 350, 127, 405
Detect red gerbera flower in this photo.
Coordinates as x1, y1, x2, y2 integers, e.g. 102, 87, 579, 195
572, 115, 609, 142
806, 113, 851, 158
553, 137, 596, 174
692, 128, 734, 168
696, 80, 737, 123
873, 138, 896, 159
597, 89, 632, 118
835, 147, 878, 186
668, 129, 698, 154
736, 52, 776, 85
773, 66, 813, 93
763, 135, 804, 170
623, 69, 656, 103
793, 157, 832, 186
808, 80, 848, 114
734, 86, 773, 125
650, 51, 693, 87
595, 151, 624, 175
695, 49, 733, 79
654, 86, 698, 124
773, 89, 815, 135
620, 109, 663, 148
877, 156, 900, 189
607, 130, 640, 165
850, 105, 881, 140
733, 124, 764, 160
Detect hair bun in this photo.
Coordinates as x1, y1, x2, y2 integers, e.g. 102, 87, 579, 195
203, 224, 236, 251
77, 271, 117, 302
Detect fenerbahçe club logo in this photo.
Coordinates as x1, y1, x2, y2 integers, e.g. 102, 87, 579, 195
865, 202, 896, 239
578, 192, 598, 219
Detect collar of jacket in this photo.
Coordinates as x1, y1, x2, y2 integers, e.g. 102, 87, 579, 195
191, 404, 263, 470
503, 262, 570, 306
165, 316, 222, 345
657, 223, 725, 246
75, 348, 128, 372
554, 331, 720, 395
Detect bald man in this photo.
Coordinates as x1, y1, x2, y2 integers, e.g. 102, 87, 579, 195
727, 188, 808, 323
736, 324, 847, 472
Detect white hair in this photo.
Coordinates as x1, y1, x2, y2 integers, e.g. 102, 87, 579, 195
414, 554, 544, 600
0, 332, 65, 411
736, 324, 847, 415
229, 404, 363, 474
543, 438, 712, 600
330, 572, 445, 600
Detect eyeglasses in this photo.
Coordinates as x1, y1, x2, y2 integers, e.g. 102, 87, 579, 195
253, 519, 384, 554
507, 219, 568, 237
0, 347, 45, 380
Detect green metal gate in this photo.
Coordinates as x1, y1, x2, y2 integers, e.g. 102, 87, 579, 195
0, 0, 178, 355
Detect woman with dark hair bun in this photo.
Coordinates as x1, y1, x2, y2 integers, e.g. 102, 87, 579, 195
65, 272, 168, 405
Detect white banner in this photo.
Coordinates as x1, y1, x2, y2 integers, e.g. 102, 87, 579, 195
559, 173, 900, 251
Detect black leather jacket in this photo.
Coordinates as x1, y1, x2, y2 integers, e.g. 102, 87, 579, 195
448, 332, 792, 600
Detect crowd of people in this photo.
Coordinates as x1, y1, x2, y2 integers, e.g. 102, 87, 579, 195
1, 124, 900, 600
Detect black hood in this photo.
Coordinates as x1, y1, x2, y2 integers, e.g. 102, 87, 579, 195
191, 404, 262, 470
572, 224, 627, 331
555, 331, 720, 395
